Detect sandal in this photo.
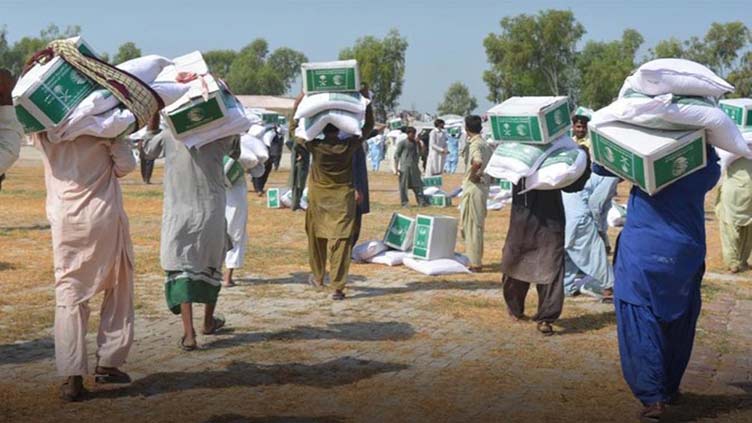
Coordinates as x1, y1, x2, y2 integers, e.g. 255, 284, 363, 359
332, 290, 345, 301
202, 316, 226, 335
59, 376, 87, 402
537, 321, 554, 336
179, 334, 197, 351
94, 366, 132, 384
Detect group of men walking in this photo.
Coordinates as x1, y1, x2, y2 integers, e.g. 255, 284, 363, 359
2, 63, 752, 422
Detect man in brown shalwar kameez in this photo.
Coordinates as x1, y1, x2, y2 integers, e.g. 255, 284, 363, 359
501, 147, 590, 335
291, 88, 374, 300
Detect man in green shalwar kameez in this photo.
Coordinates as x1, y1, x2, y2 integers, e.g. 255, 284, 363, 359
394, 127, 428, 207
459, 115, 494, 272
291, 88, 374, 300
716, 157, 752, 273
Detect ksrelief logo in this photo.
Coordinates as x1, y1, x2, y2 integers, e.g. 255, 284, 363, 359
515, 124, 528, 137
672, 156, 689, 177
332, 74, 344, 86
553, 109, 564, 125
70, 72, 88, 85
318, 75, 328, 86
603, 146, 615, 163
187, 108, 205, 123
502, 122, 512, 137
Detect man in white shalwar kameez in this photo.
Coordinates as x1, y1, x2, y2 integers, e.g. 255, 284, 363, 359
424, 119, 448, 176
32, 129, 137, 402
223, 143, 249, 287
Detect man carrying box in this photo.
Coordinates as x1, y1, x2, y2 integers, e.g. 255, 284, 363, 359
31, 108, 138, 402
460, 115, 494, 272
291, 86, 374, 301
716, 157, 752, 273
142, 113, 232, 350
0, 69, 22, 186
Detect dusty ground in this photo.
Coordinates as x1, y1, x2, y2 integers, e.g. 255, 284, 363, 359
0, 147, 751, 423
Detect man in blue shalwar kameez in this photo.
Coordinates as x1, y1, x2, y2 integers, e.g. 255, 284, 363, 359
594, 145, 720, 422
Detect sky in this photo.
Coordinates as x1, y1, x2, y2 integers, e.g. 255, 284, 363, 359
2, 0, 750, 113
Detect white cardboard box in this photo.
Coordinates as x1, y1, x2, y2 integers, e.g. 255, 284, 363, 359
12, 37, 99, 133
488, 96, 571, 144
383, 212, 415, 251
589, 121, 707, 195
720, 98, 752, 128
301, 60, 360, 94
412, 215, 457, 260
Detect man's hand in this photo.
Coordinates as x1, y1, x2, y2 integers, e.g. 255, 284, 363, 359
147, 112, 160, 132
0, 173, 5, 191
359, 83, 370, 99
0, 69, 16, 106
355, 190, 363, 204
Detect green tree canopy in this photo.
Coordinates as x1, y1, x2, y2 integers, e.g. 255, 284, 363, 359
483, 10, 584, 103
113, 41, 141, 65
203, 49, 237, 79
339, 29, 408, 121
0, 24, 80, 75
220, 39, 306, 95
437, 82, 477, 116
577, 29, 644, 109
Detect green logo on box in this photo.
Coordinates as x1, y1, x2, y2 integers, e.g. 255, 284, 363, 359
654, 137, 705, 189
490, 115, 542, 142
307, 68, 357, 92
592, 131, 646, 189
169, 96, 224, 134
267, 189, 280, 208
29, 62, 97, 124
544, 103, 570, 137
385, 214, 412, 247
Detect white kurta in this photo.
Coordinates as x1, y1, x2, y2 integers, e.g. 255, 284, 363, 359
225, 174, 249, 269
33, 133, 136, 376
424, 128, 447, 176
0, 106, 23, 173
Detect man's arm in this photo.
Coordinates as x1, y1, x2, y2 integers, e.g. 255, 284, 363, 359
141, 113, 166, 160
290, 92, 309, 149
360, 84, 374, 138
0, 69, 22, 175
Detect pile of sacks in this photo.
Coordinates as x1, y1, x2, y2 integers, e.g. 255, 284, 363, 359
484, 135, 588, 192
352, 239, 472, 276
440, 180, 513, 212
14, 39, 190, 142
294, 61, 369, 141
592, 58, 752, 167
241, 109, 284, 177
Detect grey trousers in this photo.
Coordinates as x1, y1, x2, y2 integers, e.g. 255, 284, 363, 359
502, 265, 565, 323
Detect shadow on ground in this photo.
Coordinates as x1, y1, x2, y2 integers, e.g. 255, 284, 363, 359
235, 272, 367, 287
0, 337, 53, 365
93, 356, 408, 399
346, 279, 503, 299
555, 311, 616, 335
203, 414, 344, 423
663, 382, 752, 422
202, 321, 415, 350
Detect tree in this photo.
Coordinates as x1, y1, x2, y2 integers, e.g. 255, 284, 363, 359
437, 82, 477, 116
268, 47, 308, 92
339, 29, 408, 121
223, 39, 302, 95
113, 41, 141, 65
647, 22, 750, 78
483, 10, 585, 102
727, 51, 752, 98
0, 24, 80, 75
577, 29, 644, 109
204, 49, 237, 79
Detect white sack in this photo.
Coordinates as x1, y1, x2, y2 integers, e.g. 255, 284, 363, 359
238, 134, 261, 170
117, 55, 172, 85
249, 163, 266, 178
622, 58, 734, 98
607, 201, 627, 228
295, 110, 363, 141
179, 106, 252, 149
593, 94, 752, 158
521, 147, 587, 192
403, 256, 470, 276
367, 250, 410, 266
242, 134, 269, 163
248, 124, 269, 139
150, 81, 190, 107
423, 186, 441, 196
716, 130, 752, 170
484, 135, 573, 184
47, 108, 135, 143
352, 240, 389, 261
294, 92, 370, 119
263, 128, 276, 147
